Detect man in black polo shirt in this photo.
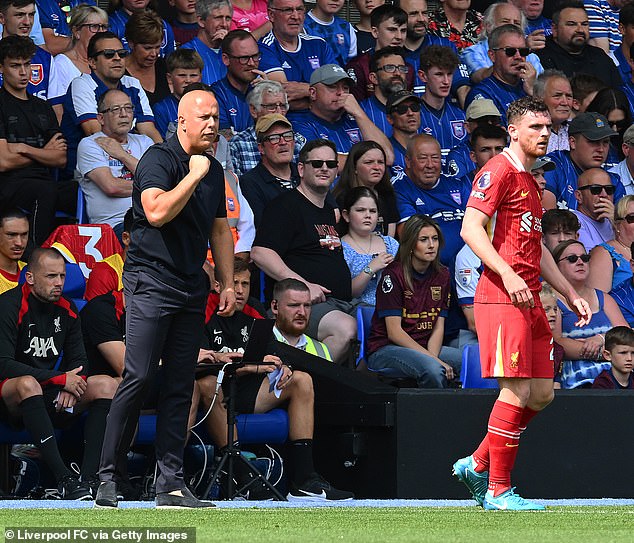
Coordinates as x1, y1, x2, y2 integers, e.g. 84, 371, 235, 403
239, 114, 301, 228
251, 138, 358, 365
96, 90, 236, 509
0, 35, 69, 245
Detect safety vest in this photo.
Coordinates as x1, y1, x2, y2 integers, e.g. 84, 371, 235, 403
304, 336, 332, 361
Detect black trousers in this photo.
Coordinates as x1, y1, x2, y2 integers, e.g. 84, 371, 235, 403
98, 269, 207, 493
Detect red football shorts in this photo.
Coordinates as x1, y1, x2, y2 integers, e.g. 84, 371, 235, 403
474, 301, 554, 379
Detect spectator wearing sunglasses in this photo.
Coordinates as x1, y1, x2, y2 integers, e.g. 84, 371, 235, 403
609, 124, 634, 196
59, 31, 162, 180
589, 195, 634, 292
359, 47, 410, 138
464, 25, 534, 127
535, 1, 621, 89
542, 112, 625, 211
251, 138, 358, 365
418, 45, 466, 166
386, 90, 422, 182
572, 168, 616, 252
210, 30, 262, 137
551, 239, 628, 389
290, 64, 394, 169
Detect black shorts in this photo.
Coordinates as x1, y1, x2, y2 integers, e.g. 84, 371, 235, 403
221, 373, 266, 415
0, 385, 80, 430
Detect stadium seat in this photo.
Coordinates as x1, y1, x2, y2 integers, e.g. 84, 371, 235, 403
461, 344, 498, 389
135, 409, 289, 446
356, 305, 409, 378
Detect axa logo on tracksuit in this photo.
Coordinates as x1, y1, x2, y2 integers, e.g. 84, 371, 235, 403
519, 212, 542, 234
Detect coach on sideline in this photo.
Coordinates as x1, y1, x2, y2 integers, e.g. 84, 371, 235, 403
95, 90, 236, 509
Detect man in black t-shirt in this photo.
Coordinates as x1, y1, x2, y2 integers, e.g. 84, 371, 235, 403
251, 138, 358, 365
0, 248, 118, 500
0, 35, 70, 244
96, 90, 236, 510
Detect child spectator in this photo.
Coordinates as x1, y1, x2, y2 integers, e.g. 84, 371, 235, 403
539, 282, 564, 388
303, 0, 357, 68
592, 326, 634, 389
168, 0, 200, 46
541, 209, 580, 252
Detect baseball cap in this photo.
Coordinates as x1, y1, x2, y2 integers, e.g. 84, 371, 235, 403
623, 124, 634, 144
465, 99, 501, 121
386, 90, 421, 113
255, 113, 292, 137
309, 64, 355, 87
531, 156, 555, 172
568, 112, 617, 141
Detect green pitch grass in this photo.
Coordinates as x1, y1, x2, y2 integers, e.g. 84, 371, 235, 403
1, 507, 634, 543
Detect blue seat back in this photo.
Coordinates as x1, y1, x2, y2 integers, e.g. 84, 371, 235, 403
461, 343, 498, 389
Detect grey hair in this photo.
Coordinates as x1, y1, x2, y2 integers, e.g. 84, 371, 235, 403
195, 0, 232, 20
533, 69, 570, 99
489, 24, 525, 50
247, 80, 287, 110
481, 1, 527, 40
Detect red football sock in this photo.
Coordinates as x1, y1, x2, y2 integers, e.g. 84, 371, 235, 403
472, 435, 489, 473
486, 400, 523, 497
519, 406, 539, 433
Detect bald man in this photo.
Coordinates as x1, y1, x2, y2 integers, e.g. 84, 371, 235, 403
96, 90, 236, 509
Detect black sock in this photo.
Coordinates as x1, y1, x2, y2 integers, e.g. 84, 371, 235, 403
81, 398, 111, 480
288, 439, 315, 485
19, 396, 70, 481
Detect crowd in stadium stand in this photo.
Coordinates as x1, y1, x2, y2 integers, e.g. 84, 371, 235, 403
2, 0, 634, 500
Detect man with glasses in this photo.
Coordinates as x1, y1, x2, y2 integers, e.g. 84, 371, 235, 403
76, 89, 153, 239
360, 46, 409, 137
239, 114, 301, 227
290, 64, 394, 168
182, 0, 231, 85
386, 90, 422, 182
535, 0, 621, 88
211, 30, 263, 136
230, 80, 306, 176
0, 0, 59, 104
609, 124, 634, 195
259, 0, 336, 111
0, 35, 67, 245
251, 139, 358, 365
60, 31, 161, 181
418, 45, 466, 166
465, 24, 535, 127
572, 168, 616, 251
543, 111, 625, 210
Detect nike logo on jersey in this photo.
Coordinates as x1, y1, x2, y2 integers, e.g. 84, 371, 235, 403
505, 443, 519, 448
520, 190, 529, 197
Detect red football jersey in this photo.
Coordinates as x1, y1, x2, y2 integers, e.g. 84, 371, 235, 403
467, 149, 543, 304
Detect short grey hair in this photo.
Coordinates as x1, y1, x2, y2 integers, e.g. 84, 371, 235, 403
482, 1, 526, 40
489, 24, 525, 50
533, 69, 570, 99
195, 0, 232, 20
247, 80, 287, 110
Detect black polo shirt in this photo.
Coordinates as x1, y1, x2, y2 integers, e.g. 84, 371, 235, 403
125, 135, 227, 287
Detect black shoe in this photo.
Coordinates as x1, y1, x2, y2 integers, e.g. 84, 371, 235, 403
58, 475, 92, 501
287, 473, 354, 501
81, 475, 100, 499
156, 486, 216, 509
94, 481, 119, 508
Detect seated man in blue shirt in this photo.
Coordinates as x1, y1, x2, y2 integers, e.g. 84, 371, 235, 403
289, 64, 394, 169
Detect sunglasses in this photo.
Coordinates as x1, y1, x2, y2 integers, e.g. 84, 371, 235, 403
94, 48, 129, 59
492, 46, 531, 57
303, 159, 338, 169
558, 254, 591, 264
391, 102, 422, 115
618, 213, 634, 224
577, 184, 615, 196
